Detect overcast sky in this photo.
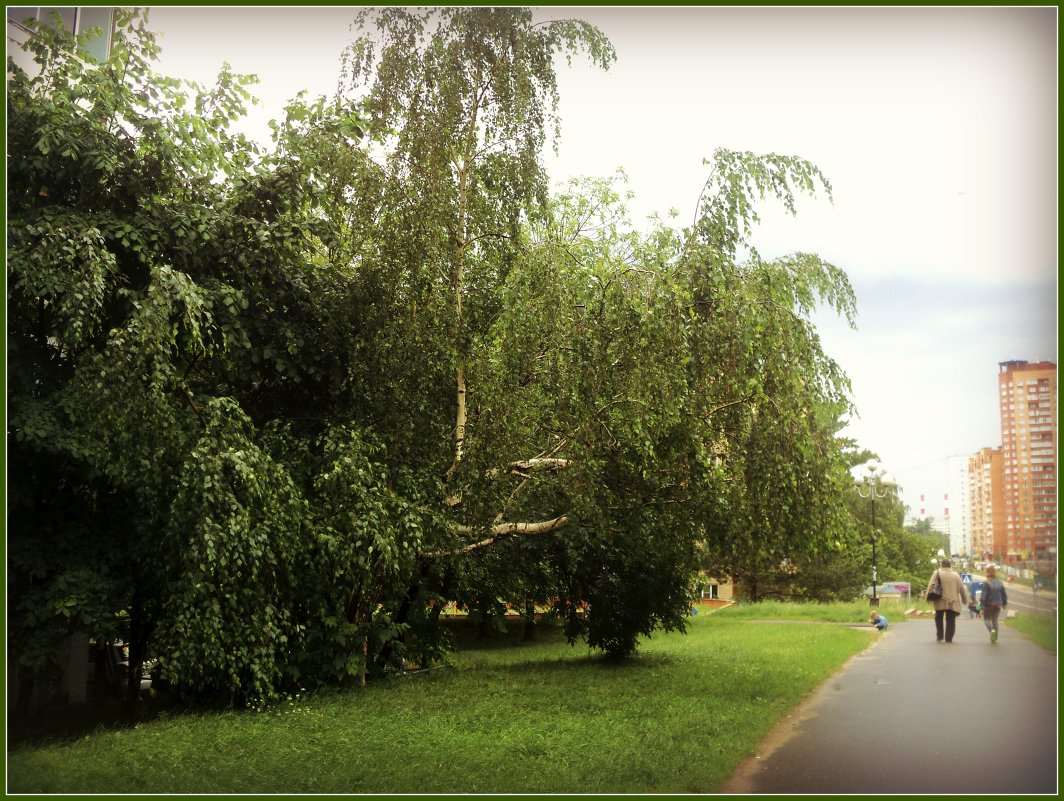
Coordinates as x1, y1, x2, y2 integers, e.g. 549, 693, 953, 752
146, 6, 1058, 516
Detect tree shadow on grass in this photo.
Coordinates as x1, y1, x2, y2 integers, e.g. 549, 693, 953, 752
441, 617, 678, 673
7, 695, 197, 751
484, 646, 677, 678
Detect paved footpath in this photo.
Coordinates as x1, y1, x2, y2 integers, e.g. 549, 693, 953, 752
721, 615, 1058, 794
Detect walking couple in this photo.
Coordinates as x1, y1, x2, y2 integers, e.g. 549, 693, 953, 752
925, 558, 1007, 643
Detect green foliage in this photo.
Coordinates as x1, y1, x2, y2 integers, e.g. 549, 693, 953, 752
155, 400, 309, 704
905, 517, 950, 555
8, 4, 868, 707
841, 470, 944, 595
692, 149, 835, 262
7, 10, 270, 699
6, 9, 388, 705
677, 153, 858, 603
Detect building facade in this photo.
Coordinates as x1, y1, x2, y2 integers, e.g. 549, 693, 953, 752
946, 455, 973, 556
997, 360, 1057, 561
7, 6, 115, 75
969, 447, 1006, 561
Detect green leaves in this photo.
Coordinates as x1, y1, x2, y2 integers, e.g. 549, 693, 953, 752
6, 8, 325, 706
691, 148, 833, 261
8, 5, 862, 703
8, 214, 117, 351
154, 400, 309, 704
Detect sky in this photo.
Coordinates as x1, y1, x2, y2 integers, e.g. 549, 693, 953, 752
145, 6, 1058, 516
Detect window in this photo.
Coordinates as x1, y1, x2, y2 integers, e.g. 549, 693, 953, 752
7, 6, 114, 62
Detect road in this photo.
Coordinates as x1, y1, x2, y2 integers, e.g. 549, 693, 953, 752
721, 615, 1058, 794
969, 572, 1057, 616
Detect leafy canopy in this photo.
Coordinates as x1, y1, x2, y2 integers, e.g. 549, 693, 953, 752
7, 7, 865, 708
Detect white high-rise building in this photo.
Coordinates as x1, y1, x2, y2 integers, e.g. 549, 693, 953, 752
908, 490, 950, 540
946, 455, 972, 556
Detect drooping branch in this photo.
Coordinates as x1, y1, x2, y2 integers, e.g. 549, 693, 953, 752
493, 476, 531, 525
423, 514, 570, 559
703, 394, 755, 419
179, 385, 207, 428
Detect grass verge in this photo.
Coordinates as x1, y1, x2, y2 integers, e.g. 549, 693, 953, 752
1006, 611, 1057, 652
7, 609, 876, 794
711, 599, 875, 622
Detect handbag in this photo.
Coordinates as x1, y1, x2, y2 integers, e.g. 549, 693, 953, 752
926, 571, 943, 602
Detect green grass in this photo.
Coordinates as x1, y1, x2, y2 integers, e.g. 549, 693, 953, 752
1006, 611, 1058, 652
8, 609, 876, 794
712, 598, 875, 622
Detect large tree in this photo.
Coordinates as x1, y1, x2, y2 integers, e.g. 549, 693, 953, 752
8, 6, 863, 711
324, 9, 859, 655
6, 8, 268, 708
6, 9, 368, 708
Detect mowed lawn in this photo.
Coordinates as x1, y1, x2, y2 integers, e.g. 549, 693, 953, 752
8, 607, 877, 794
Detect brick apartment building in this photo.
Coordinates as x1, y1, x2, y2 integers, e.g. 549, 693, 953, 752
997, 360, 1057, 562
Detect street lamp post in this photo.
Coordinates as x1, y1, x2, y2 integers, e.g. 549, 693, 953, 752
856, 460, 895, 607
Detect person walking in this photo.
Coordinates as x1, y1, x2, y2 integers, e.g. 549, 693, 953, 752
926, 558, 967, 643
979, 565, 1008, 643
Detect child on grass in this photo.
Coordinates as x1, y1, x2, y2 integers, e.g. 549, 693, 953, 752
869, 610, 888, 630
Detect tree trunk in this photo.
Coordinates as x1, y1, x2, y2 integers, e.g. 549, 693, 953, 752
522, 598, 537, 641
448, 361, 467, 478
359, 635, 368, 688
13, 671, 35, 730
444, 80, 481, 484
125, 584, 145, 721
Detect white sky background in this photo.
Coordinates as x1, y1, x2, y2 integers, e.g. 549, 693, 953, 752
145, 6, 1058, 515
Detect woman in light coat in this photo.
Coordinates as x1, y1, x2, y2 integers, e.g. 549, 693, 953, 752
925, 558, 967, 643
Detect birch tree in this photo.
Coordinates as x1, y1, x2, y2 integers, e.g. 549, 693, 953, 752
331, 8, 860, 657
330, 8, 614, 595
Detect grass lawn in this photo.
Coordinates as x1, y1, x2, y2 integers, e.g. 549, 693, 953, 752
8, 606, 878, 794
1005, 611, 1057, 652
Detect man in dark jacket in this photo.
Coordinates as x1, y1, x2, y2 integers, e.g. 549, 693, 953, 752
979, 565, 1009, 643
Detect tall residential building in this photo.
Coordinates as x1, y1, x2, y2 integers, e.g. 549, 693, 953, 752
998, 360, 1057, 561
946, 455, 973, 556
969, 447, 1006, 561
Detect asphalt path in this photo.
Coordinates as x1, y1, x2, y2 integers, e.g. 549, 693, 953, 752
720, 614, 1058, 794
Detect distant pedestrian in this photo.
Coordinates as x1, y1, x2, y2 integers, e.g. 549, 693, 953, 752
869, 610, 888, 630
926, 558, 967, 643
979, 565, 1008, 644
